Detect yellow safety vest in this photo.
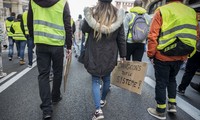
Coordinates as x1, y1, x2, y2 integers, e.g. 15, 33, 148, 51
157, 2, 197, 56
5, 20, 14, 37
22, 11, 29, 35
31, 0, 66, 46
12, 21, 26, 40
71, 18, 74, 26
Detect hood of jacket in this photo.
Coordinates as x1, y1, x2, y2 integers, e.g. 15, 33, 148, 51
6, 16, 15, 21
129, 7, 147, 14
84, 7, 125, 34
33, 0, 59, 7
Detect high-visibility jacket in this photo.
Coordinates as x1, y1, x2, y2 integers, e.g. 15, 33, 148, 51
157, 2, 197, 56
22, 11, 29, 35
71, 18, 74, 26
31, 0, 66, 46
5, 20, 14, 37
11, 21, 26, 40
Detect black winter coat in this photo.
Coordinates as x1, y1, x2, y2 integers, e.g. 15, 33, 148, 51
82, 7, 126, 77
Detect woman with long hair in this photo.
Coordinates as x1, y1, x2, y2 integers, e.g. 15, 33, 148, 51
82, 0, 126, 119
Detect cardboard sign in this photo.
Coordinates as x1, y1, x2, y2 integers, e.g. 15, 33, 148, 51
63, 55, 72, 92
197, 12, 200, 21
111, 61, 147, 94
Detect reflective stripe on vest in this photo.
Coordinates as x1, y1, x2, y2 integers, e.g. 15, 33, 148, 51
157, 2, 197, 55
128, 14, 136, 39
22, 11, 29, 35
31, 0, 66, 46
5, 20, 14, 36
12, 22, 26, 40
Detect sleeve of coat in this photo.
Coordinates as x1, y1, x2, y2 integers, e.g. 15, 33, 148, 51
117, 24, 126, 58
63, 2, 72, 49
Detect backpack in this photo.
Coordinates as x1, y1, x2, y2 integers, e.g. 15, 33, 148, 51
130, 13, 148, 42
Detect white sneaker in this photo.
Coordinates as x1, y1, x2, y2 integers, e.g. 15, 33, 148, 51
100, 100, 106, 108
0, 72, 7, 78
92, 109, 104, 120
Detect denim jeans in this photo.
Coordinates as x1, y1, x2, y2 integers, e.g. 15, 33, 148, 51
154, 58, 183, 113
92, 73, 110, 110
80, 34, 85, 53
27, 36, 35, 65
36, 44, 64, 114
15, 40, 26, 60
8, 37, 15, 58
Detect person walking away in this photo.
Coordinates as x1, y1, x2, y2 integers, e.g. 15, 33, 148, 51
124, 0, 150, 61
82, 0, 126, 119
27, 0, 72, 119
22, 11, 35, 68
10, 14, 27, 65
74, 14, 83, 57
177, 19, 200, 95
147, 0, 199, 119
70, 18, 76, 49
0, 22, 7, 78
5, 12, 16, 61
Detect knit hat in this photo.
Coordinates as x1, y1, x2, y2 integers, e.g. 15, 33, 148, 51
99, 0, 112, 3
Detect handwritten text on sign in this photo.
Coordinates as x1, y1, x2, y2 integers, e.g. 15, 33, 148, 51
111, 61, 147, 94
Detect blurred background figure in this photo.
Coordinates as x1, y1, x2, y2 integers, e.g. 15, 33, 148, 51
5, 12, 16, 61
0, 21, 7, 78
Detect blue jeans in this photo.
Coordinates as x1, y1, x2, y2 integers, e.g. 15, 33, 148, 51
15, 40, 26, 60
8, 37, 15, 58
92, 73, 110, 110
27, 36, 35, 65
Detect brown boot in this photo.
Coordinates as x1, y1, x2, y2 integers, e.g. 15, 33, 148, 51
19, 60, 26, 65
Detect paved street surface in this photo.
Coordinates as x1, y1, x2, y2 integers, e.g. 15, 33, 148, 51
0, 48, 200, 120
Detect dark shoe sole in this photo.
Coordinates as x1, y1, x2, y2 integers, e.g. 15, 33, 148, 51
52, 97, 62, 105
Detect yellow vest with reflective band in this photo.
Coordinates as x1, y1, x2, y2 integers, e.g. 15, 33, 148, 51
31, 0, 66, 46
12, 21, 26, 40
157, 2, 197, 56
128, 7, 148, 39
22, 11, 29, 35
5, 20, 14, 37
71, 18, 74, 26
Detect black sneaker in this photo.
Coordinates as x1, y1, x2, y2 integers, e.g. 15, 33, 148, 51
43, 113, 52, 120
92, 109, 104, 120
190, 82, 200, 93
9, 57, 12, 61
52, 97, 62, 105
177, 89, 185, 95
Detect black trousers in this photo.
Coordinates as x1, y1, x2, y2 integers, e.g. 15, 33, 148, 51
36, 44, 64, 114
154, 58, 183, 113
126, 42, 145, 61
178, 51, 200, 91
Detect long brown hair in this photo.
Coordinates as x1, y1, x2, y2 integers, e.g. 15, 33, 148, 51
91, 1, 118, 40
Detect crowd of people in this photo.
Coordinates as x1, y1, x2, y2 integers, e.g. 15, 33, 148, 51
0, 0, 199, 120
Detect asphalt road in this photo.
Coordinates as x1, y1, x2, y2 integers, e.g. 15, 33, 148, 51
0, 48, 199, 120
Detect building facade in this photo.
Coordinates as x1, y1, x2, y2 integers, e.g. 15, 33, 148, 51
0, 0, 28, 21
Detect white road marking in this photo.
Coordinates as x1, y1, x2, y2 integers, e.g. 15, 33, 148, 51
0, 61, 37, 93
0, 72, 17, 84
145, 77, 200, 120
